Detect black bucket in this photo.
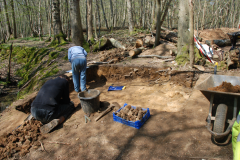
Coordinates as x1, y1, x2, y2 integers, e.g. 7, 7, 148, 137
78, 89, 101, 114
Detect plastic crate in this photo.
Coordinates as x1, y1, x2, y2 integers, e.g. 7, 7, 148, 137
113, 103, 150, 129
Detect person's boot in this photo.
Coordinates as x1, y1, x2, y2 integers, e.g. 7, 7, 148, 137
40, 119, 59, 134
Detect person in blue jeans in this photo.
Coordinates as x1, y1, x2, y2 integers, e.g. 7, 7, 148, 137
68, 45, 87, 92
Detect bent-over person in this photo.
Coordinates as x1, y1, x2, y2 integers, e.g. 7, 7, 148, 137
31, 75, 75, 134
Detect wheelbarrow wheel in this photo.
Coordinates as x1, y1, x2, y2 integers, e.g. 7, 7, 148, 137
212, 104, 228, 142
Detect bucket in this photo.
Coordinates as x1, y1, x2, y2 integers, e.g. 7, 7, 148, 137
78, 89, 101, 114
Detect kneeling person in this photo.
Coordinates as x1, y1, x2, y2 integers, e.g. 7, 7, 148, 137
31, 75, 75, 134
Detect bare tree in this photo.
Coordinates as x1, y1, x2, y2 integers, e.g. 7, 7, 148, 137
126, 0, 134, 34
155, 0, 172, 47
39, 1, 42, 41
52, 0, 66, 44
87, 0, 93, 40
201, 0, 207, 30
154, 0, 161, 47
10, 0, 17, 38
159, 0, 172, 28
151, 0, 156, 31
95, 0, 101, 38
109, 0, 114, 30
2, 0, 12, 39
66, 0, 71, 40
189, 0, 194, 67
121, 0, 127, 28
70, 0, 85, 46
177, 0, 189, 55
100, 0, 109, 30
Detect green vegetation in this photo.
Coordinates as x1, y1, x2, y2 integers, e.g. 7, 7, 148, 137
217, 61, 227, 70
133, 27, 150, 35
18, 37, 42, 41
63, 54, 68, 61
176, 46, 206, 66
48, 33, 67, 47
0, 81, 7, 86
0, 41, 68, 99
93, 37, 107, 52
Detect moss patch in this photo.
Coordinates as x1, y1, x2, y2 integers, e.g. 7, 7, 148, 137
0, 45, 64, 99
48, 33, 67, 47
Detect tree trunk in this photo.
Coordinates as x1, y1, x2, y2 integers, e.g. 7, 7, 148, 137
231, 0, 235, 28
189, 0, 194, 68
177, 0, 189, 55
154, 0, 161, 47
121, 0, 127, 28
85, 0, 88, 40
52, 0, 66, 44
109, 0, 114, 30
46, 0, 53, 40
201, 0, 207, 30
10, 0, 17, 38
94, 11, 98, 39
7, 43, 13, 83
39, 1, 42, 41
100, 0, 109, 30
151, 0, 156, 31
142, 0, 145, 29
126, 0, 134, 34
3, 0, 12, 39
67, 0, 71, 40
87, 0, 93, 41
95, 0, 101, 38
70, 0, 85, 46
159, 0, 173, 28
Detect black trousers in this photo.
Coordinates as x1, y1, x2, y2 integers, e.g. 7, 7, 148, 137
31, 102, 75, 124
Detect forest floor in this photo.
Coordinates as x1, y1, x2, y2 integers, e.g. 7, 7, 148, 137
0, 28, 240, 160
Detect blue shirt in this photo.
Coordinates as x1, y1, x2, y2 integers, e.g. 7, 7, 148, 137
68, 46, 87, 63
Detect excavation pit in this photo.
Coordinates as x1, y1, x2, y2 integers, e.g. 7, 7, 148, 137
0, 65, 233, 159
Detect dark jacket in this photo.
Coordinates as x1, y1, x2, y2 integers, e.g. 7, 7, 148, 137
31, 77, 70, 112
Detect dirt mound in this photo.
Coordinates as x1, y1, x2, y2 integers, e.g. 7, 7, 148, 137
141, 42, 177, 56
196, 28, 239, 41
208, 81, 240, 93
99, 48, 129, 63
0, 119, 43, 159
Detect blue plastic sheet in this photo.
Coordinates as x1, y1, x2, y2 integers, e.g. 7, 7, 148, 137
108, 86, 125, 91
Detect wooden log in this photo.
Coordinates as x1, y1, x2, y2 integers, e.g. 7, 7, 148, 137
135, 55, 173, 59
93, 37, 111, 51
129, 47, 145, 57
45, 141, 71, 145
136, 39, 143, 48
7, 43, 13, 82
193, 65, 205, 71
161, 33, 178, 43
121, 51, 129, 57
205, 39, 231, 47
144, 36, 155, 46
109, 38, 126, 50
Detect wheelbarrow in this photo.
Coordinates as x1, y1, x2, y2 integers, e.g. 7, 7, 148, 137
195, 74, 240, 144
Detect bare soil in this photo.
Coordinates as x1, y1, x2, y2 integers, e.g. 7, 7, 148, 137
0, 119, 43, 159
195, 28, 239, 41
0, 28, 240, 160
208, 82, 240, 93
